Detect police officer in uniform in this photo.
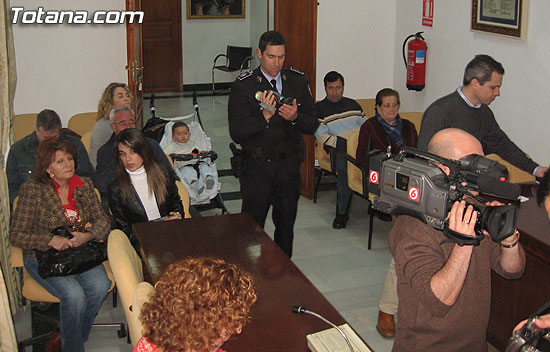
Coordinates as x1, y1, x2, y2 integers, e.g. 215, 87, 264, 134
228, 30, 318, 258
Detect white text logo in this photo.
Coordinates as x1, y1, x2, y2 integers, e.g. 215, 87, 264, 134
11, 7, 144, 24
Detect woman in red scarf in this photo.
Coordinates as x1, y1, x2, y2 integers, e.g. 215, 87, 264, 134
10, 138, 111, 352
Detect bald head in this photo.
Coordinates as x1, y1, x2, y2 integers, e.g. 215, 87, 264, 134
427, 128, 483, 160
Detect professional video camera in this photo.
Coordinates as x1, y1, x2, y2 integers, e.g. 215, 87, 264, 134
505, 301, 550, 352
255, 90, 294, 111
366, 147, 521, 246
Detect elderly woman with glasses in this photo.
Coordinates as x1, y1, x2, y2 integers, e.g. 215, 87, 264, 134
355, 89, 419, 338
356, 88, 418, 167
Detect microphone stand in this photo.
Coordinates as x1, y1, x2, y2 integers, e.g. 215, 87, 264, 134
292, 306, 355, 352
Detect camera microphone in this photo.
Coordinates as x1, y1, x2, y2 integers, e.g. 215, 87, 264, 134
291, 305, 355, 352
470, 173, 521, 200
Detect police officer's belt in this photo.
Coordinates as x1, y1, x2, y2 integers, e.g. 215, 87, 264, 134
242, 149, 295, 162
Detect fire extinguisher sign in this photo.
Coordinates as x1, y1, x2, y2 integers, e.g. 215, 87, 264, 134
422, 0, 433, 27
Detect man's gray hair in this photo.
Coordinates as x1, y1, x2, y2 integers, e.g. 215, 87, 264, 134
36, 109, 62, 131
109, 106, 135, 123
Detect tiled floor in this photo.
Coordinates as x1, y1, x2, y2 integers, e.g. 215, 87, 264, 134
11, 94, 498, 351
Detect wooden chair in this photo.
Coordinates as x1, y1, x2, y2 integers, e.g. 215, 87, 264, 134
346, 130, 377, 249
107, 229, 145, 345
12, 113, 37, 141
356, 98, 376, 117
67, 112, 98, 136
131, 282, 154, 344
176, 180, 192, 219
80, 130, 92, 153
313, 140, 337, 203
486, 154, 536, 183
399, 111, 423, 132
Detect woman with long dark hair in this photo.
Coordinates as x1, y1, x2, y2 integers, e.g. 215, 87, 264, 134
108, 128, 183, 249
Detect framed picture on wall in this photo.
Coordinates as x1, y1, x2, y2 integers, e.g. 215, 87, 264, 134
187, 0, 245, 19
471, 0, 528, 39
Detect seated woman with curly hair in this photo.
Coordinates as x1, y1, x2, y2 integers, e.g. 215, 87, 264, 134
135, 257, 257, 352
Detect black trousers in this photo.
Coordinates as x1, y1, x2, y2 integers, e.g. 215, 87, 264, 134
240, 157, 301, 258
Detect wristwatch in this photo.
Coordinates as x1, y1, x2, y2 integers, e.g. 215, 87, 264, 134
500, 229, 520, 248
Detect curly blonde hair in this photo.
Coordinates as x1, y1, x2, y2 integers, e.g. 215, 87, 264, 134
97, 82, 133, 121
140, 257, 257, 352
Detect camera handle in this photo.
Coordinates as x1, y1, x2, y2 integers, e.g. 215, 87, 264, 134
441, 224, 484, 246
400, 147, 461, 174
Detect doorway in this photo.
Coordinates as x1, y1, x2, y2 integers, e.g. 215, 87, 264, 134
142, 0, 269, 94
142, 0, 183, 93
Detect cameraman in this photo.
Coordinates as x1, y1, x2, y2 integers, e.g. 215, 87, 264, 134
390, 128, 525, 351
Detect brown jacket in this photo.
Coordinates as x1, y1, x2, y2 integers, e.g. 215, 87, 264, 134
390, 215, 524, 351
10, 176, 110, 257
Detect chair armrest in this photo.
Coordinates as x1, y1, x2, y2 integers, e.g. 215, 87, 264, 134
322, 145, 338, 172
240, 56, 253, 70
213, 54, 228, 67
10, 245, 23, 268
345, 153, 370, 197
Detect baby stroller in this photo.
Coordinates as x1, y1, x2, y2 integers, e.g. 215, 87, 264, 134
145, 93, 227, 214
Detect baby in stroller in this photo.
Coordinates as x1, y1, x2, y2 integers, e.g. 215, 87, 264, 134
163, 121, 216, 195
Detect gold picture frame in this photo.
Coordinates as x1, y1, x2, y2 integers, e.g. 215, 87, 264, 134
471, 0, 528, 39
187, 0, 245, 19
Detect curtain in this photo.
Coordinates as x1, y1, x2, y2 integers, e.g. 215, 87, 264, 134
0, 0, 21, 349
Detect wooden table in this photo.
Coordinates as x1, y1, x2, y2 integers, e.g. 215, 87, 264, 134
133, 213, 371, 351
487, 183, 550, 351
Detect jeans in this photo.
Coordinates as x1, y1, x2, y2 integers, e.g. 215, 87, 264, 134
335, 149, 353, 215
24, 257, 111, 352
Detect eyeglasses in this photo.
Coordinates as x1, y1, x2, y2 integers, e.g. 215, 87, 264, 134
382, 103, 399, 110
113, 119, 136, 127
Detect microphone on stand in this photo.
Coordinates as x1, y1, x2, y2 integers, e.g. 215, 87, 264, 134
292, 305, 355, 352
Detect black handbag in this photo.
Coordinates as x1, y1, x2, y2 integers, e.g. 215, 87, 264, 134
35, 226, 107, 278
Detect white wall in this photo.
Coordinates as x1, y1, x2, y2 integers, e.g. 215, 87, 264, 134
182, 3, 251, 85
11, 0, 127, 126
316, 0, 396, 101
394, 0, 550, 166
248, 0, 268, 69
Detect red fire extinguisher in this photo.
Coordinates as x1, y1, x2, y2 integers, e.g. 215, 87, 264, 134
402, 32, 427, 91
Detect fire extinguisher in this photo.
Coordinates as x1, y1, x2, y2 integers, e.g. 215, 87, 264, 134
402, 32, 427, 91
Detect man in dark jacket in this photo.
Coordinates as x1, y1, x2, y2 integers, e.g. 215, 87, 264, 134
7, 109, 94, 205
94, 106, 172, 196
228, 30, 318, 258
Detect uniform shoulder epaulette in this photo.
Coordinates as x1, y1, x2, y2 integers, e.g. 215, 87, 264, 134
288, 67, 304, 75
237, 70, 253, 81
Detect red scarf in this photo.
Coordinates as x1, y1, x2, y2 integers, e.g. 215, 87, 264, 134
52, 174, 85, 210
133, 337, 227, 352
